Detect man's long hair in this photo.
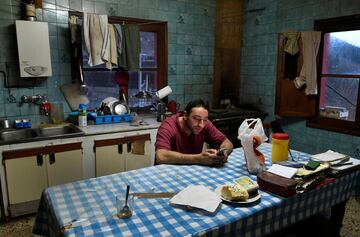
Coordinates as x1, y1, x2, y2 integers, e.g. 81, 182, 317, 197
184, 99, 209, 115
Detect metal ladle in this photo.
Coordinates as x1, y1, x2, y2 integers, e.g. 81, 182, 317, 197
78, 60, 88, 94
117, 185, 132, 219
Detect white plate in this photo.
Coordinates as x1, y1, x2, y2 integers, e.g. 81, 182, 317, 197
215, 186, 261, 204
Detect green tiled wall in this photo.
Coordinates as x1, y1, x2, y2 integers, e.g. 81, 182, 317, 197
240, 0, 360, 156
0, 0, 215, 125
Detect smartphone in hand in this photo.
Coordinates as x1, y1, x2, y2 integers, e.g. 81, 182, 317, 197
217, 148, 227, 156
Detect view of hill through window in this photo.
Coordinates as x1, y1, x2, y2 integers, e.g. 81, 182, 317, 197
319, 30, 360, 121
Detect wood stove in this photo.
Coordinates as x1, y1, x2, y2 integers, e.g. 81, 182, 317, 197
209, 108, 267, 148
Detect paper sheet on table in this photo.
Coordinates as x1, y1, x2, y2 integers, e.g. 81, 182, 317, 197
311, 150, 348, 162
267, 164, 298, 178
169, 185, 221, 213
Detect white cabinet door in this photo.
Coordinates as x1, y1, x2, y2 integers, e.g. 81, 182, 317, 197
95, 133, 152, 176
5, 156, 47, 204
96, 144, 125, 177
125, 140, 151, 171
47, 149, 83, 186
4, 142, 83, 206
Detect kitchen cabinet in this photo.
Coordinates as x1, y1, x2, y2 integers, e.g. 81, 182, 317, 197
3, 142, 82, 216
0, 121, 159, 219
95, 134, 151, 177
4, 155, 47, 206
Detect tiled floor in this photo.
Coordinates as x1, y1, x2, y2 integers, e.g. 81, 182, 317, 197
0, 197, 359, 237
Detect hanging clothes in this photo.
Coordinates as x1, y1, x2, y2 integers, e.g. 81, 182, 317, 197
294, 31, 321, 95
114, 24, 123, 55
106, 24, 118, 69
69, 15, 78, 44
283, 30, 300, 55
118, 24, 140, 71
83, 13, 109, 67
100, 15, 110, 65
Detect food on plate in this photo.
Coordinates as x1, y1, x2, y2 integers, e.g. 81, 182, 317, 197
234, 176, 259, 196
220, 184, 249, 201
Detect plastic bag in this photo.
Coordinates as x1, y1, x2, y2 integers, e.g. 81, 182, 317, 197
238, 118, 268, 174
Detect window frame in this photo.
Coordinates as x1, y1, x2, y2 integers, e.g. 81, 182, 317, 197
307, 14, 360, 136
68, 12, 168, 104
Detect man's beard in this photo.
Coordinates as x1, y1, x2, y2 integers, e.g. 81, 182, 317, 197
185, 120, 199, 135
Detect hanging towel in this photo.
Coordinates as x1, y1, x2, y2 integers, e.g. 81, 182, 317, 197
106, 24, 118, 69
83, 13, 109, 67
114, 24, 123, 55
283, 30, 300, 55
69, 15, 78, 44
119, 25, 140, 71
132, 141, 145, 155
294, 31, 321, 95
99, 15, 110, 64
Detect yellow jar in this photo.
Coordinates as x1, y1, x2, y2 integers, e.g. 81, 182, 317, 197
271, 133, 289, 163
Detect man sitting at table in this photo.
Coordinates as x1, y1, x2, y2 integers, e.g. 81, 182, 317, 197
155, 99, 233, 166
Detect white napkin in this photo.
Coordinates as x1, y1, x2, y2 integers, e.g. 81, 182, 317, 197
169, 185, 221, 213
267, 164, 298, 178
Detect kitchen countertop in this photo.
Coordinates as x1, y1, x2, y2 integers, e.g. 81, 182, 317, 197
80, 114, 160, 135
0, 114, 160, 146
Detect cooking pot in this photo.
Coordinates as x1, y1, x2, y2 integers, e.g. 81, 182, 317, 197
102, 97, 128, 115
112, 102, 127, 115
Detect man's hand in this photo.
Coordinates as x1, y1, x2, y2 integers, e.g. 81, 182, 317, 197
217, 148, 229, 163
200, 149, 227, 166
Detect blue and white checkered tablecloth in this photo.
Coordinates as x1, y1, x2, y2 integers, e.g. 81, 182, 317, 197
33, 143, 360, 237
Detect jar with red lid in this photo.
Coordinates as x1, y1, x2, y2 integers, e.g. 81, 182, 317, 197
271, 133, 289, 163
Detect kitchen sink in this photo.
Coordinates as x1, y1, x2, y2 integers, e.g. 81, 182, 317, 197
0, 129, 38, 141
0, 125, 84, 144
38, 125, 83, 137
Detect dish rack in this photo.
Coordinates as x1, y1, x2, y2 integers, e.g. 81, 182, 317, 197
88, 113, 132, 125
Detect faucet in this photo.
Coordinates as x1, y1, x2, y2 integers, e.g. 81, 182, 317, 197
19, 95, 30, 105
19, 94, 51, 116
20, 94, 47, 105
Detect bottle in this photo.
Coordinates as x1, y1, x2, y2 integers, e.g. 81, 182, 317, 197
78, 104, 87, 127
271, 133, 289, 163
157, 102, 166, 122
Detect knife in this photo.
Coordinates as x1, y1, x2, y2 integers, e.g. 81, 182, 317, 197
331, 162, 353, 167
131, 192, 177, 198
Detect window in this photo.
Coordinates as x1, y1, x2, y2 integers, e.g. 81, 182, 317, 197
318, 31, 360, 121
307, 15, 360, 135
69, 13, 167, 111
